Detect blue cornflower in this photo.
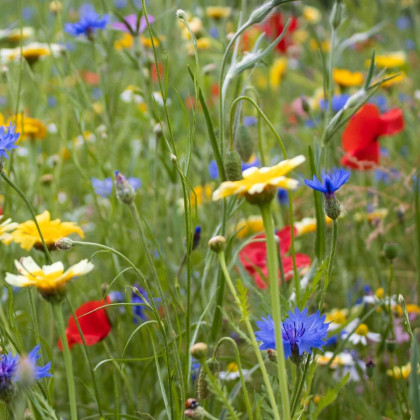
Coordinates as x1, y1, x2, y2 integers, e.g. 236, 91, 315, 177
0, 123, 19, 159
91, 177, 113, 197
255, 308, 329, 362
193, 226, 201, 250
304, 168, 350, 197
132, 285, 152, 323
319, 94, 350, 113
127, 176, 141, 191
277, 188, 289, 205
65, 4, 110, 38
0, 346, 51, 402
243, 116, 257, 126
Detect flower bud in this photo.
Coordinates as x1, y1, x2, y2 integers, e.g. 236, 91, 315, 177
115, 171, 135, 205
383, 242, 399, 260
55, 237, 74, 250
190, 342, 208, 360
330, 1, 343, 30
208, 236, 226, 253
365, 360, 375, 379
192, 226, 201, 250
197, 358, 219, 400
267, 348, 277, 362
324, 195, 341, 220
301, 96, 311, 114
224, 150, 243, 181
385, 340, 397, 353
235, 124, 253, 163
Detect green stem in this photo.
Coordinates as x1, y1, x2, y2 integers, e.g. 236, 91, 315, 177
319, 219, 338, 311
259, 202, 290, 420
287, 192, 300, 306
218, 251, 280, 420
52, 303, 77, 420
1, 171, 53, 264
290, 355, 311, 416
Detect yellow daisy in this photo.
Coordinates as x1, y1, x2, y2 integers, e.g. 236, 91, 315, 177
5, 256, 93, 300
303, 6, 321, 23
191, 183, 213, 207
333, 69, 364, 87
212, 155, 305, 201
5, 115, 47, 141
386, 363, 412, 380
4, 210, 84, 251
114, 33, 133, 50
235, 216, 264, 238
294, 216, 333, 236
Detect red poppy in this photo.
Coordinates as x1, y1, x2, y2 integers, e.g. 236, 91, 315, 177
239, 226, 311, 289
58, 298, 111, 350
341, 104, 404, 170
262, 13, 298, 53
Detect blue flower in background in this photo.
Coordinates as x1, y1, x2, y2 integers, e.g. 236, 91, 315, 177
65, 4, 110, 38
92, 177, 113, 197
114, 0, 128, 8
17, 345, 53, 383
131, 285, 158, 323
0, 123, 19, 159
277, 188, 289, 205
255, 308, 329, 359
243, 116, 257, 126
396, 16, 411, 30
319, 94, 350, 112
304, 168, 350, 197
209, 26, 219, 39
369, 95, 387, 113
127, 177, 141, 191
208, 157, 260, 180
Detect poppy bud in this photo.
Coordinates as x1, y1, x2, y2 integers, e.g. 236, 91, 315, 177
330, 1, 342, 30
224, 150, 243, 181
383, 242, 399, 260
235, 124, 253, 163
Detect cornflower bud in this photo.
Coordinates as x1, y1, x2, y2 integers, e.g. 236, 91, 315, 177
115, 171, 135, 205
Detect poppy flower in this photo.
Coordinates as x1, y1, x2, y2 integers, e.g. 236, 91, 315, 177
262, 12, 298, 53
58, 298, 111, 350
341, 104, 404, 170
239, 225, 311, 289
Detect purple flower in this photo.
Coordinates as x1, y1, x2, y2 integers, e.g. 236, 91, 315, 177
0, 123, 19, 159
0, 346, 51, 402
112, 14, 154, 34
304, 168, 350, 197
255, 308, 329, 359
65, 4, 110, 38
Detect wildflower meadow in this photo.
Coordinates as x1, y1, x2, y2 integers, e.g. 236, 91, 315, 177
0, 0, 420, 418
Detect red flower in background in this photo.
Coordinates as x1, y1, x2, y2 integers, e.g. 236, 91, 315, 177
58, 298, 111, 350
341, 104, 404, 170
262, 13, 298, 53
239, 226, 311, 289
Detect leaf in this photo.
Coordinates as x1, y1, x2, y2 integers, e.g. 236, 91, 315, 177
313, 373, 349, 419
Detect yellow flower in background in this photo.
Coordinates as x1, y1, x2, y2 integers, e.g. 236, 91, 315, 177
235, 216, 264, 238
0, 216, 18, 242
309, 39, 330, 52
392, 303, 420, 316
191, 183, 213, 207
212, 155, 305, 201
114, 33, 133, 50
386, 363, 412, 380
379, 72, 406, 87
303, 6, 321, 23
4, 210, 84, 251
333, 69, 364, 87
2, 43, 64, 65
140, 35, 161, 48
374, 51, 406, 68
181, 17, 203, 40
354, 208, 388, 223
6, 114, 47, 141
206, 6, 231, 19
270, 57, 287, 88
5, 256, 93, 299
292, 30, 309, 45
326, 308, 348, 325
294, 216, 333, 236
188, 37, 212, 54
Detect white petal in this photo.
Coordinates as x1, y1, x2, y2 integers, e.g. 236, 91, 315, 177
5, 273, 30, 287
15, 257, 41, 276
42, 262, 64, 275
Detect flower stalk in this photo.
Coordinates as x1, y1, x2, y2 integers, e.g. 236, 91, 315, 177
259, 202, 290, 420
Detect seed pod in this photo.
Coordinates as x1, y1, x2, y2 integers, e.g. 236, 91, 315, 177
224, 150, 243, 181
235, 124, 253, 163
197, 358, 220, 400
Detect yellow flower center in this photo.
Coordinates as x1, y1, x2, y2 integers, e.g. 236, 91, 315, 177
375, 288, 384, 299
355, 324, 369, 336
226, 362, 239, 373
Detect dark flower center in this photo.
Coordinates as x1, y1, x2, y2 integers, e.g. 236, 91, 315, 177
282, 321, 305, 347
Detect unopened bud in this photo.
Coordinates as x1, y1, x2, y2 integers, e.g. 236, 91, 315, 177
197, 358, 219, 400
365, 360, 375, 379
267, 348, 277, 362
324, 195, 341, 220
383, 242, 399, 260
208, 236, 226, 253
385, 340, 397, 353
330, 1, 343, 30
301, 96, 310, 114
24, 409, 34, 420
55, 237, 74, 250
40, 174, 54, 185
115, 171, 135, 205
224, 150, 243, 181
190, 342, 208, 360
235, 124, 253, 163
